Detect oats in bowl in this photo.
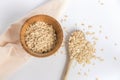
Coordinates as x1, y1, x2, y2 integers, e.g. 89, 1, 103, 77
25, 21, 56, 54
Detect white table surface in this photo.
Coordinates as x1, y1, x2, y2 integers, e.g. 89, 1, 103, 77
0, 0, 120, 80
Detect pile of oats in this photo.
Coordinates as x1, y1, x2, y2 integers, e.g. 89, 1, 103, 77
68, 30, 96, 64
25, 21, 56, 54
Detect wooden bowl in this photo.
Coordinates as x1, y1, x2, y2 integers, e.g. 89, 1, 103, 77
20, 15, 63, 57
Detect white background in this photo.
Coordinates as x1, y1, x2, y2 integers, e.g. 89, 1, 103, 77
0, 0, 120, 80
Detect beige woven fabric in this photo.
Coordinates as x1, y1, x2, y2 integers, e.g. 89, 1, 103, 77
0, 0, 67, 79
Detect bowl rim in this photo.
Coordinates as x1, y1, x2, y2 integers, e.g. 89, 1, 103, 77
20, 14, 63, 57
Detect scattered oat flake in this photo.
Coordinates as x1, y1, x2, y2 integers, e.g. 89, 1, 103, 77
74, 23, 77, 26
99, 25, 102, 28
114, 43, 117, 46
98, 0, 100, 2
81, 23, 85, 26
63, 27, 66, 29
105, 36, 108, 39
113, 57, 117, 61
60, 50, 64, 54
86, 32, 95, 35
82, 63, 86, 67
93, 41, 96, 46
96, 57, 104, 61
63, 18, 66, 21
88, 69, 90, 72
88, 25, 92, 28
100, 48, 104, 51
98, 0, 104, 5
77, 72, 81, 75
99, 30, 102, 34
64, 15, 68, 18
96, 77, 100, 80
92, 37, 99, 40
100, 58, 104, 61
83, 28, 85, 31
100, 3, 104, 5
84, 72, 88, 76
92, 63, 95, 66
